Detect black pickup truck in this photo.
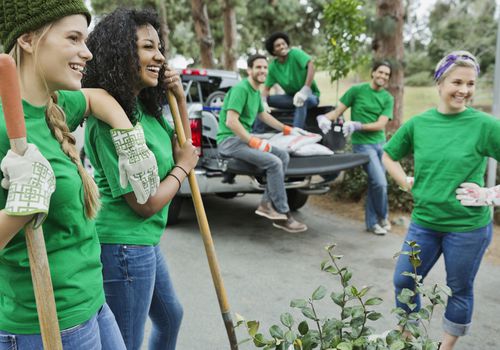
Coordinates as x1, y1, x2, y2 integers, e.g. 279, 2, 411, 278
165, 68, 368, 224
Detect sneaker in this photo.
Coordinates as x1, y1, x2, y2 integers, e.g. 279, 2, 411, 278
380, 218, 392, 231
368, 223, 387, 236
273, 213, 308, 233
255, 202, 287, 220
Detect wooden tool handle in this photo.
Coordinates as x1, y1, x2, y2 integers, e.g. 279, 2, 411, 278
0, 53, 62, 349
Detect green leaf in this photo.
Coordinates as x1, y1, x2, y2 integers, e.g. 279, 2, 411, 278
312, 286, 327, 300
358, 286, 371, 298
253, 333, 269, 347
331, 291, 345, 307
247, 320, 260, 337
366, 312, 382, 321
284, 330, 296, 344
269, 325, 284, 339
389, 340, 406, 350
280, 313, 294, 328
301, 307, 317, 321
336, 341, 353, 350
343, 271, 353, 284
365, 297, 383, 306
290, 299, 308, 308
298, 320, 309, 335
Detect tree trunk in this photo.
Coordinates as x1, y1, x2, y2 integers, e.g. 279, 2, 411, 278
141, 0, 170, 54
373, 0, 404, 132
222, 0, 237, 70
156, 0, 170, 55
191, 0, 216, 68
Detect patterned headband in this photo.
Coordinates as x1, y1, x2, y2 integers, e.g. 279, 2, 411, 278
433, 54, 480, 81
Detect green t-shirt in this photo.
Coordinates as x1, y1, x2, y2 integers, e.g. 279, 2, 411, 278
0, 90, 104, 334
265, 48, 320, 97
340, 83, 394, 145
85, 103, 175, 245
384, 107, 500, 232
216, 79, 264, 144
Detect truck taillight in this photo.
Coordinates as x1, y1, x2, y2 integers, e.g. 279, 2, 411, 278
190, 118, 202, 156
182, 68, 207, 76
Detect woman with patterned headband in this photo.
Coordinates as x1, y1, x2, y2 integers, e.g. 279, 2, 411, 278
0, 0, 160, 348
382, 51, 500, 349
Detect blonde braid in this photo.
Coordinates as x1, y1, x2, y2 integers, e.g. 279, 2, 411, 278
45, 94, 100, 219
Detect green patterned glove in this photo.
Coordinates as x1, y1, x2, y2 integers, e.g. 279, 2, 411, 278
110, 123, 159, 204
1, 144, 56, 228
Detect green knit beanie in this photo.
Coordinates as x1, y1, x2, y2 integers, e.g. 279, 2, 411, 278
0, 0, 91, 53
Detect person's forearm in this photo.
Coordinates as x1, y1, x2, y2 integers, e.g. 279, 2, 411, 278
358, 116, 389, 132
258, 112, 284, 131
305, 61, 315, 87
325, 102, 347, 121
0, 211, 33, 250
124, 166, 187, 218
382, 152, 410, 190
226, 111, 252, 143
262, 86, 271, 99
83, 88, 133, 129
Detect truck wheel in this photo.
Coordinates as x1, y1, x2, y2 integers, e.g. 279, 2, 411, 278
205, 90, 226, 116
167, 196, 183, 225
286, 189, 309, 211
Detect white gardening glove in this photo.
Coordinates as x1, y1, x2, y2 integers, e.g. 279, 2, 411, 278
1, 144, 56, 228
342, 121, 362, 137
456, 182, 500, 206
293, 86, 312, 107
261, 97, 271, 113
283, 125, 309, 136
399, 176, 414, 192
110, 123, 160, 204
316, 114, 332, 134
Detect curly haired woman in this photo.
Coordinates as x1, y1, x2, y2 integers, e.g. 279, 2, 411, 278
83, 8, 198, 350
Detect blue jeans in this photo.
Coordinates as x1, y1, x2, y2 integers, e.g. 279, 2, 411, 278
352, 143, 388, 229
218, 136, 290, 213
0, 304, 125, 350
394, 222, 492, 336
254, 94, 320, 131
101, 244, 183, 350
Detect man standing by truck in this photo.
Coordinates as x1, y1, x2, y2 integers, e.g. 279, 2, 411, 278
316, 61, 394, 235
216, 54, 307, 233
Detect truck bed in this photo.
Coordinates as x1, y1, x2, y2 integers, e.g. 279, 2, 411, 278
224, 153, 369, 177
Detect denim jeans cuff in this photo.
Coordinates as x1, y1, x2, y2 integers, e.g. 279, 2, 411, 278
442, 316, 470, 336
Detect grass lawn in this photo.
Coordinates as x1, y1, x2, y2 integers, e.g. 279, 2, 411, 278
315, 71, 494, 122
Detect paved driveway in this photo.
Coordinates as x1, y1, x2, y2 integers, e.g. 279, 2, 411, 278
143, 194, 500, 350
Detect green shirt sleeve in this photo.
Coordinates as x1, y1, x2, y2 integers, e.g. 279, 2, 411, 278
57, 90, 87, 131
290, 48, 311, 69
225, 85, 247, 114
383, 119, 413, 160
339, 85, 358, 108
480, 117, 500, 160
265, 61, 277, 88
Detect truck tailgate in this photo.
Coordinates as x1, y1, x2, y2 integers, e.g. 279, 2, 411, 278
225, 153, 369, 177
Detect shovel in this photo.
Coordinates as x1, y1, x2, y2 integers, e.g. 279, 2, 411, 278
167, 90, 238, 349
0, 54, 62, 349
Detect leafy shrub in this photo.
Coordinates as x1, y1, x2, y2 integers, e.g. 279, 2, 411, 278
404, 72, 433, 87
236, 243, 447, 350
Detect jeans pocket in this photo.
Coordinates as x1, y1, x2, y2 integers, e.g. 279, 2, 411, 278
0, 334, 16, 350
60, 317, 91, 336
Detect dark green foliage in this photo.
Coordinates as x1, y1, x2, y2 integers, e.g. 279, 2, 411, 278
236, 243, 444, 349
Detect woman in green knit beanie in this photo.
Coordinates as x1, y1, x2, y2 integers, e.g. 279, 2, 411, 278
0, 1, 159, 348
